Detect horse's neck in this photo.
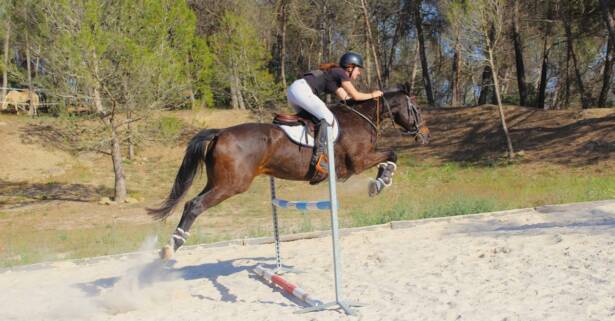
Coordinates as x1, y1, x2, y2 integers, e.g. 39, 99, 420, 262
332, 101, 376, 126
333, 98, 388, 124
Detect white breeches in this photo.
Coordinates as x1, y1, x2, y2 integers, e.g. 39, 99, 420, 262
287, 79, 335, 126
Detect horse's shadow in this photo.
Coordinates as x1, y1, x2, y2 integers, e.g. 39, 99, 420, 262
75, 256, 304, 306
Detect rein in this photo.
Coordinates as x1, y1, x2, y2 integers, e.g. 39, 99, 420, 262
341, 94, 399, 142
342, 103, 378, 132
341, 92, 426, 144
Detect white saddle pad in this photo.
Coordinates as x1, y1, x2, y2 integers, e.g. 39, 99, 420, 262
278, 119, 339, 147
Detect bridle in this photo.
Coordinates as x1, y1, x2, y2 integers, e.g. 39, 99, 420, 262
343, 91, 425, 139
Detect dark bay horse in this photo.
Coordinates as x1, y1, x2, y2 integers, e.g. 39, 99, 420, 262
148, 85, 430, 259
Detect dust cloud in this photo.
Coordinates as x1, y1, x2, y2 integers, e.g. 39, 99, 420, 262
1, 236, 182, 321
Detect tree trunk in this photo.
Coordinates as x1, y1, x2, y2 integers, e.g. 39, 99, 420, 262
451, 32, 461, 106
470, 73, 478, 104
34, 53, 39, 79
93, 87, 104, 113
235, 71, 246, 110
275, 0, 288, 89
537, 6, 553, 109
25, 31, 35, 116
92, 52, 105, 114
360, 0, 383, 87
364, 36, 372, 87
279, 0, 288, 90
383, 0, 407, 85
512, 0, 528, 106
501, 67, 511, 97
230, 60, 245, 109
188, 86, 197, 110
109, 117, 127, 203
127, 111, 134, 160
599, 0, 615, 46
598, 35, 613, 107
551, 80, 562, 109
409, 42, 419, 94
230, 73, 239, 109
488, 47, 515, 159
320, 3, 330, 62
564, 19, 590, 108
414, 0, 435, 106
478, 65, 493, 105
2, 19, 10, 106
537, 40, 550, 109
564, 40, 570, 107
185, 54, 197, 110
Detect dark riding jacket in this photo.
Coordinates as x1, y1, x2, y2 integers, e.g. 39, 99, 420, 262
303, 67, 350, 97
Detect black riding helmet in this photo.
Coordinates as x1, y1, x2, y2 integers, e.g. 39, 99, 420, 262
339, 52, 364, 68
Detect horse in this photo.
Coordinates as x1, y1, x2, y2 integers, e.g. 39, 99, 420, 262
1, 90, 39, 114
147, 84, 430, 259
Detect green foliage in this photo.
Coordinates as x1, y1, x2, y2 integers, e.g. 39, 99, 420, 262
157, 115, 184, 142
209, 12, 282, 109
47, 0, 213, 112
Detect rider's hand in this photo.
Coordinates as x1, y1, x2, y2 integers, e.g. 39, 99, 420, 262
371, 90, 384, 98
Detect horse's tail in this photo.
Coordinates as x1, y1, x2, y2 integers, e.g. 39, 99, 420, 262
147, 128, 221, 220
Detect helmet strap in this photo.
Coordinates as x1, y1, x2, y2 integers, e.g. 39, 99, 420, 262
348, 65, 356, 78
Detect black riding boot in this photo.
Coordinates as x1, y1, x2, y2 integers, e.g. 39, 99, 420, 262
309, 121, 329, 184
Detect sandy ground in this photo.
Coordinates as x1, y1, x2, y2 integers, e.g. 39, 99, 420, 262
1, 200, 615, 321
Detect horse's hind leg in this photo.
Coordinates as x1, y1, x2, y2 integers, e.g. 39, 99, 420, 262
161, 181, 252, 260
161, 186, 223, 259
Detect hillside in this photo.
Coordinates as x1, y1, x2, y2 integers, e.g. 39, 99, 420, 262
391, 105, 615, 166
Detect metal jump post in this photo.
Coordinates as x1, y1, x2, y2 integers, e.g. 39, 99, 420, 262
256, 125, 362, 315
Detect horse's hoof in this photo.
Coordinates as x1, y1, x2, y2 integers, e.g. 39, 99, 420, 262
160, 245, 174, 261
368, 180, 382, 197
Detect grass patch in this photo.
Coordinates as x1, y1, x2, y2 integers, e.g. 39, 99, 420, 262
350, 197, 499, 226
347, 160, 615, 228
0, 223, 174, 268
2, 158, 614, 268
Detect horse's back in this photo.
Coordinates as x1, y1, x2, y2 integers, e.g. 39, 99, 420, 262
218, 122, 284, 141
209, 122, 310, 179
5, 90, 37, 102
211, 122, 287, 158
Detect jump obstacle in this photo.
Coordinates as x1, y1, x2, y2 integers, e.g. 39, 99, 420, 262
254, 265, 322, 307
255, 125, 362, 315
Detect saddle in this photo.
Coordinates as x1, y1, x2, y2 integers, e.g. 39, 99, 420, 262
272, 111, 317, 138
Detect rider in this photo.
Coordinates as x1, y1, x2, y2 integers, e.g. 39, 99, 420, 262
287, 51, 384, 183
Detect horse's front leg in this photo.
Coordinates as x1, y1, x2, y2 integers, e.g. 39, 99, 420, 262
352, 149, 398, 197
367, 150, 398, 197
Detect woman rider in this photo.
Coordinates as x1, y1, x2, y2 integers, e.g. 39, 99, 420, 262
287, 51, 384, 183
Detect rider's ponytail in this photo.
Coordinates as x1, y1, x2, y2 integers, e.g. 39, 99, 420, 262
318, 63, 340, 71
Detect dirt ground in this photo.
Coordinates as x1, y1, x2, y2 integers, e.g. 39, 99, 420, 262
0, 109, 253, 230
0, 105, 614, 232
388, 105, 615, 166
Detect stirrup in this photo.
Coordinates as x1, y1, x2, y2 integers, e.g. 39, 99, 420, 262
315, 154, 329, 174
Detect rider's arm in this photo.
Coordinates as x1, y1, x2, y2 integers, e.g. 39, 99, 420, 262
341, 81, 383, 101
335, 87, 351, 101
